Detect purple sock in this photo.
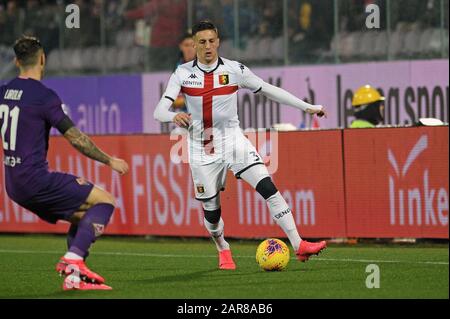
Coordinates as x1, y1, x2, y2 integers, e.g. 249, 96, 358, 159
67, 224, 90, 260
67, 224, 78, 250
69, 203, 114, 258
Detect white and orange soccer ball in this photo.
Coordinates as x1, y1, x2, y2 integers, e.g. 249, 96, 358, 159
256, 238, 290, 271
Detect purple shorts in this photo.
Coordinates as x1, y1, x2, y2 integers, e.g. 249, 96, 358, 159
18, 172, 94, 224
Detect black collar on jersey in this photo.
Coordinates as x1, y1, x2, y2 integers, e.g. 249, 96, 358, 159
193, 57, 224, 74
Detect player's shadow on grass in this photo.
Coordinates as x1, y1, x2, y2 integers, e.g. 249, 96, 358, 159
136, 266, 311, 286
134, 268, 221, 285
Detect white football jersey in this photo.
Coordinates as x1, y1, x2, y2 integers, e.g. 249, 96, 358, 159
162, 57, 264, 163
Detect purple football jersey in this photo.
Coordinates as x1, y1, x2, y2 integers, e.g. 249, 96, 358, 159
0, 77, 66, 202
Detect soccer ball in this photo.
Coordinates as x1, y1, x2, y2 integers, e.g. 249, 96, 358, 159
256, 238, 290, 271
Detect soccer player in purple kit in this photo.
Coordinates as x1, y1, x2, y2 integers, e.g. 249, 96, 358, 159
0, 36, 129, 291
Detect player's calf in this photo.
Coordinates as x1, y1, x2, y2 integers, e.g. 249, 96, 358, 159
202, 198, 236, 270
67, 203, 114, 258
252, 175, 302, 252
60, 201, 115, 283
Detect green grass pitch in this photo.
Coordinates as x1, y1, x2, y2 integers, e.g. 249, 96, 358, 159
0, 234, 448, 299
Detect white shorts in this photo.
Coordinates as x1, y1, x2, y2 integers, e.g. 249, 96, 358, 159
190, 132, 265, 201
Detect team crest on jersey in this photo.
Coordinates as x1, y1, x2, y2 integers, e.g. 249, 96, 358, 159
196, 184, 205, 194
92, 223, 105, 237
219, 74, 229, 85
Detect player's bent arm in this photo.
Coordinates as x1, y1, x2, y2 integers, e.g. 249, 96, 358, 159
153, 96, 178, 122
63, 126, 111, 165
154, 71, 183, 122
259, 82, 324, 115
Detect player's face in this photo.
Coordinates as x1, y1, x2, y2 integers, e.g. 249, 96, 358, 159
194, 30, 220, 65
179, 37, 196, 62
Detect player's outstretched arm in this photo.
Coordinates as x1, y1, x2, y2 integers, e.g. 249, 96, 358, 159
259, 82, 327, 117
63, 127, 129, 175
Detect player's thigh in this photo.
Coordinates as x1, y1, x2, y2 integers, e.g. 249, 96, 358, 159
190, 163, 227, 200
79, 186, 116, 211
229, 136, 266, 187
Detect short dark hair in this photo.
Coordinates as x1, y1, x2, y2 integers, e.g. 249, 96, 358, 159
192, 20, 219, 36
13, 36, 43, 67
179, 32, 193, 43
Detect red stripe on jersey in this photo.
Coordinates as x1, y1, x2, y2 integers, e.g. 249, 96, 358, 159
181, 85, 238, 97
181, 73, 238, 155
203, 73, 214, 154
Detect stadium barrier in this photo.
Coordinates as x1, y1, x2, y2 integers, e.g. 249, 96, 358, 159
0, 126, 447, 239
344, 127, 449, 238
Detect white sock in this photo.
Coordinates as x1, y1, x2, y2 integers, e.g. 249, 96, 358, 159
266, 192, 302, 251
204, 218, 230, 252
64, 252, 83, 260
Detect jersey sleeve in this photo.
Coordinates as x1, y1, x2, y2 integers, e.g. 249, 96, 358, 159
42, 89, 68, 127
234, 62, 264, 93
162, 70, 182, 101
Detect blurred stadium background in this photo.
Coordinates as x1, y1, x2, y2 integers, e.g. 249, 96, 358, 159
0, 0, 448, 76
0, 0, 448, 241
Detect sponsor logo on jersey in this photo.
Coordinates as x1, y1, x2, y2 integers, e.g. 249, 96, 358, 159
182, 80, 203, 86
219, 74, 229, 85
196, 184, 205, 194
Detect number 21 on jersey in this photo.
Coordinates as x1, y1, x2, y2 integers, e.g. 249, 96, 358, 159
0, 104, 20, 151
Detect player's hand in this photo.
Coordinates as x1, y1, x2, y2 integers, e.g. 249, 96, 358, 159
109, 158, 129, 175
306, 105, 327, 118
173, 112, 191, 128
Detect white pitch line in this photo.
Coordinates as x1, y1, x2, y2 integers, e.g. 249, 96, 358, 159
0, 249, 448, 266
316, 257, 449, 265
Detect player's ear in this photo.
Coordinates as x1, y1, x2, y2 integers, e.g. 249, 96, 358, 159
14, 57, 20, 68
193, 36, 198, 50
40, 52, 45, 67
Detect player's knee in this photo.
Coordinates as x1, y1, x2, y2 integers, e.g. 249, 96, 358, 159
201, 196, 220, 211
255, 176, 278, 200
202, 196, 221, 224
204, 208, 221, 224
69, 212, 85, 225
98, 190, 116, 207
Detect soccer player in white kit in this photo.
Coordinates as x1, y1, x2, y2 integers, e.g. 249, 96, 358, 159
154, 21, 327, 270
